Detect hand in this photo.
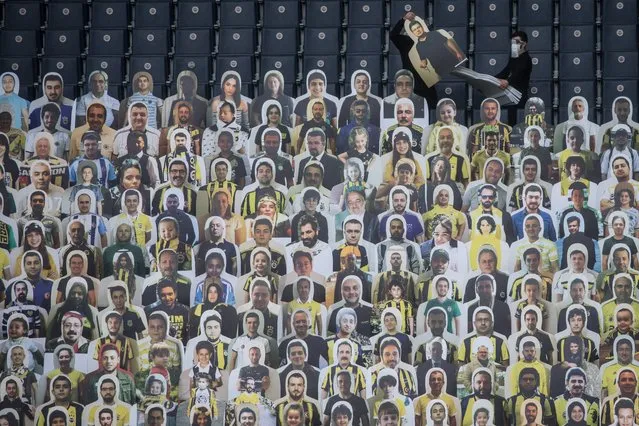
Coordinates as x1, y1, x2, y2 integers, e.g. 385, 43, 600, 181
456, 52, 464, 61
420, 59, 429, 69
262, 376, 271, 390
404, 12, 416, 21
498, 79, 509, 89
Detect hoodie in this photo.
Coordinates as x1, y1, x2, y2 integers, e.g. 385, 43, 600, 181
162, 70, 208, 128
27, 72, 75, 131
0, 72, 29, 130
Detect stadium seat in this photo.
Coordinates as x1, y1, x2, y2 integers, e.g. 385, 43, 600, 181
473, 53, 509, 79
134, 2, 172, 28
529, 52, 553, 80
218, 28, 256, 55
559, 81, 595, 121
302, 56, 340, 84
86, 56, 126, 84
0, 57, 38, 85
602, 51, 639, 79
345, 56, 382, 84
348, 1, 385, 27
260, 56, 297, 85
602, 0, 637, 24
263, 1, 300, 27
61, 84, 79, 101
3, 2, 43, 30
0, 30, 40, 57
131, 29, 170, 55
262, 29, 299, 56
219, 2, 257, 28
603, 80, 638, 121
436, 82, 468, 112
474, 26, 511, 53
519, 26, 553, 52
130, 56, 169, 85
305, 1, 343, 28
602, 25, 638, 52
303, 28, 341, 56
44, 30, 84, 56
517, 0, 553, 26
388, 55, 403, 78
124, 83, 166, 99
173, 56, 212, 86
88, 30, 128, 56
174, 30, 213, 56
441, 27, 468, 54
347, 28, 384, 54
559, 25, 595, 53
47, 3, 87, 30
431, 0, 467, 27
91, 2, 131, 29
559, 52, 595, 80
527, 80, 552, 106
216, 56, 255, 85
177, 2, 216, 29
41, 57, 82, 85
475, 0, 512, 26
559, 0, 595, 24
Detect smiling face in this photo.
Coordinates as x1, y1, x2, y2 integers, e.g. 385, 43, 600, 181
354, 74, 369, 94
439, 104, 456, 124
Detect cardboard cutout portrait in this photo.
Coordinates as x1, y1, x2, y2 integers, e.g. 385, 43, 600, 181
403, 17, 467, 88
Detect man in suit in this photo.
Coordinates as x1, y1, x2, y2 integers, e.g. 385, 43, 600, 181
295, 128, 343, 191
416, 337, 457, 396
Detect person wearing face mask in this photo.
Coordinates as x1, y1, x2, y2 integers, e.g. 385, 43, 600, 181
494, 31, 532, 126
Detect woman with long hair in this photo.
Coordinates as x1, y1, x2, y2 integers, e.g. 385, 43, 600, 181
209, 71, 250, 132
12, 221, 59, 279
108, 159, 152, 216
0, 133, 19, 190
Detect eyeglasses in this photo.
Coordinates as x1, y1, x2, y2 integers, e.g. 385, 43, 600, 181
480, 194, 495, 199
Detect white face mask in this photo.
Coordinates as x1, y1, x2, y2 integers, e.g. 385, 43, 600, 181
510, 41, 520, 58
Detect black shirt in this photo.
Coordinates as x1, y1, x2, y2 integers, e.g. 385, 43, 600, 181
323, 394, 369, 426
389, 18, 438, 108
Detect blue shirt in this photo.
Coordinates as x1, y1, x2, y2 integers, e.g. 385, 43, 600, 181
511, 208, 557, 241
